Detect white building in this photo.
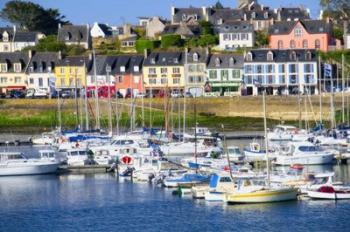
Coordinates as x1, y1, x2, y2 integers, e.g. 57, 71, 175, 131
0, 26, 43, 52
90, 22, 113, 38
27, 51, 60, 94
218, 22, 254, 50
243, 49, 318, 96
344, 21, 350, 50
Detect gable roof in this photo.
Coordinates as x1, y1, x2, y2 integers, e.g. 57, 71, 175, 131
268, 20, 331, 35
144, 51, 184, 66
207, 8, 244, 24
0, 51, 29, 72
28, 52, 59, 73
207, 53, 244, 69
186, 48, 208, 63
277, 7, 310, 21
58, 25, 90, 43
57, 56, 91, 67
172, 7, 205, 24
218, 21, 254, 33
0, 27, 40, 43
162, 24, 201, 37
244, 49, 317, 62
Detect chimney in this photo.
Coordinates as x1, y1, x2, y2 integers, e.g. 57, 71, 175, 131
171, 6, 175, 24
244, 13, 247, 21
58, 51, 62, 60
202, 7, 208, 21
28, 50, 32, 59
13, 25, 16, 33
144, 49, 150, 59
58, 23, 61, 29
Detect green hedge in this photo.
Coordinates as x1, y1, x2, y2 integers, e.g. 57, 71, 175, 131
161, 34, 184, 48
135, 39, 160, 53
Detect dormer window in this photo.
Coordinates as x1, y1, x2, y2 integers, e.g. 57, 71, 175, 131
162, 57, 166, 62
151, 58, 156, 64
0, 63, 8, 72
246, 52, 253, 61
264, 12, 269, 19
290, 51, 297, 61
65, 32, 72, 41
193, 53, 198, 62
267, 51, 273, 61
305, 51, 312, 60
120, 66, 125, 72
134, 66, 139, 72
193, 14, 198, 20
251, 12, 256, 19
215, 57, 221, 67
2, 31, 9, 42
229, 57, 235, 66
14, 63, 21, 72
174, 58, 178, 64
294, 26, 302, 37
182, 14, 187, 21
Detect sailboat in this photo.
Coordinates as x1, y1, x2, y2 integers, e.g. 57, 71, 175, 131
224, 90, 298, 204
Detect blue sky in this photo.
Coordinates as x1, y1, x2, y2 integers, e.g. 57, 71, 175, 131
0, 0, 321, 26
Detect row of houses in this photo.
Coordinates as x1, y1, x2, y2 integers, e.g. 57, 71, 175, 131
0, 48, 321, 97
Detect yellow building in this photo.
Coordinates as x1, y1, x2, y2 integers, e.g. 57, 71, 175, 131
54, 56, 90, 89
143, 51, 185, 95
0, 51, 30, 93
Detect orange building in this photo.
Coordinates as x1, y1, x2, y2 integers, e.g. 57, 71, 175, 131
268, 20, 335, 52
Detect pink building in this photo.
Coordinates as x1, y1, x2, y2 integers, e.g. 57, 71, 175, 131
268, 20, 334, 52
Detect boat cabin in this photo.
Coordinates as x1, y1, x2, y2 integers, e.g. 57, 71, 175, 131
0, 152, 26, 162
39, 150, 56, 159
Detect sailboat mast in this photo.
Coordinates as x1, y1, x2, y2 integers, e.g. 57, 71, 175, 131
318, 55, 322, 124
57, 90, 62, 132
93, 49, 100, 129
183, 49, 188, 142
263, 90, 270, 187
194, 95, 198, 173
106, 65, 113, 135
84, 60, 89, 130
342, 54, 345, 124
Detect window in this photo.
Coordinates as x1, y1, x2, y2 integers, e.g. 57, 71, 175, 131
161, 68, 167, 74
232, 70, 240, 79
302, 40, 308, 48
244, 65, 252, 74
134, 76, 140, 84
69, 78, 74, 86
188, 64, 196, 72
60, 67, 65, 74
256, 65, 263, 74
223, 33, 231, 41
304, 64, 314, 73
304, 74, 314, 84
0, 63, 7, 72
290, 40, 296, 49
267, 75, 273, 84
118, 76, 123, 83
14, 63, 21, 72
241, 33, 248, 40
289, 75, 298, 84
134, 66, 139, 72
120, 66, 125, 72
315, 39, 320, 49
221, 70, 229, 80
232, 33, 238, 40
173, 78, 180, 84
278, 40, 283, 49
149, 68, 156, 74
279, 75, 285, 84
2, 32, 9, 42
3, 45, 9, 51
209, 70, 217, 79
149, 78, 156, 84
29, 78, 34, 84
305, 51, 312, 60
267, 52, 273, 61
290, 51, 297, 61
38, 78, 43, 87
193, 53, 198, 62
189, 76, 195, 83
246, 52, 252, 61
60, 78, 65, 86
14, 77, 21, 83
0, 77, 7, 83
294, 26, 302, 37
289, 64, 297, 73
160, 78, 167, 84
278, 64, 285, 73
266, 64, 274, 73
173, 67, 180, 74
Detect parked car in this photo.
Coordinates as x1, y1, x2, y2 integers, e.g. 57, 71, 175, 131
171, 90, 183, 98
6, 90, 25, 98
184, 92, 193, 98
61, 90, 73, 98
26, 88, 48, 99
0, 92, 6, 98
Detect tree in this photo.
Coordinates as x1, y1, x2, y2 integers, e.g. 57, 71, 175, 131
214, 1, 224, 9
197, 34, 218, 47
0, 0, 69, 35
161, 34, 184, 48
255, 31, 269, 47
29, 35, 66, 52
320, 0, 350, 24
199, 20, 214, 35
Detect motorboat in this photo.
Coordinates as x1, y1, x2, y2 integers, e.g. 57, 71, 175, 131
243, 142, 266, 162
160, 141, 222, 157
267, 125, 309, 142
31, 133, 55, 145
273, 142, 335, 166
227, 146, 244, 162
224, 177, 298, 204
163, 172, 209, 188
61, 148, 90, 166
0, 152, 59, 176
204, 173, 236, 202
307, 185, 350, 200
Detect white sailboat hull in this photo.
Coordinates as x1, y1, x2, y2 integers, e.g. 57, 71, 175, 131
307, 190, 350, 199
274, 153, 334, 165
225, 188, 298, 203
0, 162, 59, 176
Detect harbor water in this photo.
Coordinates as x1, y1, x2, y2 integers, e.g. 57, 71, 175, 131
0, 140, 350, 231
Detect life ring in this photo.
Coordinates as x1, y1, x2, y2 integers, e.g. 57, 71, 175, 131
121, 155, 132, 165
